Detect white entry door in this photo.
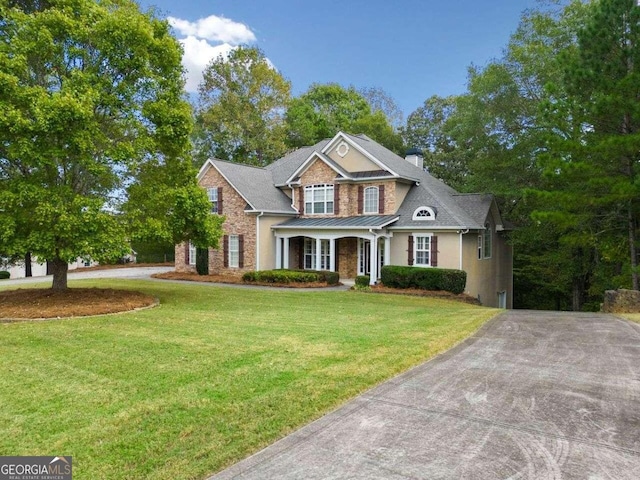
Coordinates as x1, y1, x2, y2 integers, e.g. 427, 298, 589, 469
358, 238, 385, 277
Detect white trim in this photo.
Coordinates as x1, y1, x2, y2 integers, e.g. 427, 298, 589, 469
412, 233, 433, 268
321, 132, 400, 178
284, 151, 348, 185
336, 141, 349, 157
363, 186, 379, 215
412, 206, 436, 221
256, 212, 263, 270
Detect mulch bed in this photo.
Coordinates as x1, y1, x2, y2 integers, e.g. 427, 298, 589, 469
0, 288, 157, 320
152, 271, 334, 288
366, 284, 482, 305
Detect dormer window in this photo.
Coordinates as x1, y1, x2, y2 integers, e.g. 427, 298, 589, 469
412, 206, 436, 221
304, 184, 334, 214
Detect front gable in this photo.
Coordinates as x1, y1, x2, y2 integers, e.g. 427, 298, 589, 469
322, 132, 395, 176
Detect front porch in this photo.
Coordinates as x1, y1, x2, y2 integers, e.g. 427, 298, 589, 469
272, 215, 399, 285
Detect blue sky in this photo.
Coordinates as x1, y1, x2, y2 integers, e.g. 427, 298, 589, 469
139, 0, 542, 118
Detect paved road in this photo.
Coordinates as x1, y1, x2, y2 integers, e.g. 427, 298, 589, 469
211, 310, 640, 480
0, 266, 174, 287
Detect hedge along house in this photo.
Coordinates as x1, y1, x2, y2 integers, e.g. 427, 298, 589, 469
176, 132, 513, 308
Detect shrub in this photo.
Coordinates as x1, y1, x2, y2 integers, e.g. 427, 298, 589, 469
0, 271, 9, 280
355, 275, 370, 288
380, 265, 466, 294
242, 269, 339, 285
196, 248, 209, 276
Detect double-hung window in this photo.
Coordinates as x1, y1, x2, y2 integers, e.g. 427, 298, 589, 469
228, 235, 239, 268
478, 223, 492, 259
303, 238, 330, 270
363, 186, 379, 214
414, 235, 431, 266
188, 241, 197, 266
207, 187, 219, 214
304, 184, 334, 215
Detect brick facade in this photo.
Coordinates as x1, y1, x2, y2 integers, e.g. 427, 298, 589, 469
298, 158, 399, 217
175, 166, 256, 275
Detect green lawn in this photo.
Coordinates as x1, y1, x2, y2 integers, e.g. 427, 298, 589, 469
621, 313, 640, 323
0, 280, 498, 479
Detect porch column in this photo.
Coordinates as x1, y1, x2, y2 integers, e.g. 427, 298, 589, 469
283, 237, 290, 269
369, 235, 377, 285
329, 238, 336, 272
315, 238, 322, 271
384, 236, 391, 266
275, 236, 282, 269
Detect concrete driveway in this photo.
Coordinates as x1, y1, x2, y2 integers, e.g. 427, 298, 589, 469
211, 310, 640, 479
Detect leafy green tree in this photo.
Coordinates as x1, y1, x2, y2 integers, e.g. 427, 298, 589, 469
401, 95, 469, 188
544, 0, 640, 291
195, 46, 291, 166
358, 86, 404, 128
0, 0, 221, 290
285, 83, 404, 153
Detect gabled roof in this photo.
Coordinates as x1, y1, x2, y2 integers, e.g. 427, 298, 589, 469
197, 133, 508, 230
267, 139, 331, 187
199, 159, 297, 215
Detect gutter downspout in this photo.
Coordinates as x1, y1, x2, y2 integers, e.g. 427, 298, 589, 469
256, 212, 264, 270
287, 183, 298, 213
458, 228, 469, 270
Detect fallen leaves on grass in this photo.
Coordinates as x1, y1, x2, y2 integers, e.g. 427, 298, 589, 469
152, 271, 333, 288
0, 288, 157, 320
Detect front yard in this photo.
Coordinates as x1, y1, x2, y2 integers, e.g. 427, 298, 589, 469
0, 280, 498, 479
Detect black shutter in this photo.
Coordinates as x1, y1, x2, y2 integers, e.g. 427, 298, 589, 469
408, 235, 414, 266
185, 242, 190, 265
223, 235, 229, 268
334, 184, 340, 215
217, 187, 223, 214
238, 235, 245, 268
378, 185, 385, 214
431, 236, 438, 267
298, 238, 305, 269
357, 186, 363, 214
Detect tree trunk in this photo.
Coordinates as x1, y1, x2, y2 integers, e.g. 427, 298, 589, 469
629, 207, 639, 290
51, 258, 68, 291
24, 252, 32, 277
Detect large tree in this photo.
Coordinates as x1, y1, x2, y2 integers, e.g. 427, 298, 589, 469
541, 0, 640, 291
0, 0, 221, 290
285, 83, 404, 153
194, 46, 291, 166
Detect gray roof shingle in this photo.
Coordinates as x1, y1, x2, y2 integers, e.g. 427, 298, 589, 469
209, 159, 296, 214
201, 133, 500, 229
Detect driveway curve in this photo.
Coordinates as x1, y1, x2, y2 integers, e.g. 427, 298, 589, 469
211, 310, 640, 480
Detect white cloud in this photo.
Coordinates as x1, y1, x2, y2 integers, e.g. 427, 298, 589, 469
169, 15, 257, 93
168, 15, 256, 45
179, 36, 235, 92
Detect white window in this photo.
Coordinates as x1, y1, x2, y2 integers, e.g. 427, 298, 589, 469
412, 206, 436, 221
188, 241, 196, 266
478, 223, 492, 260
304, 238, 330, 270
304, 184, 334, 215
207, 187, 219, 214
364, 186, 379, 214
483, 223, 492, 259
229, 235, 239, 268
414, 235, 431, 266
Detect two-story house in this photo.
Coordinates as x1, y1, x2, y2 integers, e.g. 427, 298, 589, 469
176, 132, 513, 308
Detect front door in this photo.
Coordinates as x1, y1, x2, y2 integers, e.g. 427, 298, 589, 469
358, 238, 385, 277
